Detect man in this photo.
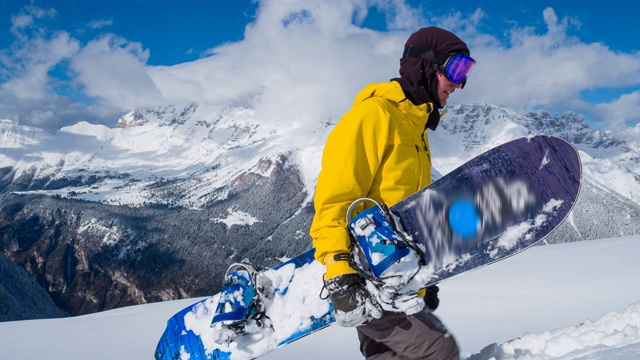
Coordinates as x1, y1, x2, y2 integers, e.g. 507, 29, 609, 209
310, 27, 476, 359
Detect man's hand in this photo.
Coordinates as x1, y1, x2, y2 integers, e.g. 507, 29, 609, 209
324, 274, 382, 327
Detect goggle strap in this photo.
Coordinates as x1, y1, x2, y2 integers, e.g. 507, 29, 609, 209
402, 46, 450, 65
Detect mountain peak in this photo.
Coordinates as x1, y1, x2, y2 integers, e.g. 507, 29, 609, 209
116, 103, 204, 129
116, 111, 148, 129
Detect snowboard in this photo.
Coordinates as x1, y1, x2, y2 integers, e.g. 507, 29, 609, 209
155, 135, 582, 360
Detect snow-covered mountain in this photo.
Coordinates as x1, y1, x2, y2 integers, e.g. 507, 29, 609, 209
1, 102, 639, 318
3, 102, 640, 209
0, 104, 324, 208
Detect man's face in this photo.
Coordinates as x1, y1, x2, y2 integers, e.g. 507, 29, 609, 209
436, 72, 463, 107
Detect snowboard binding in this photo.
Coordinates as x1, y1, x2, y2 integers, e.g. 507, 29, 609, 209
345, 198, 432, 314
346, 198, 425, 285
210, 263, 272, 343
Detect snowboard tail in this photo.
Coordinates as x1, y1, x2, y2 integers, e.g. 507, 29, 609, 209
155, 249, 334, 360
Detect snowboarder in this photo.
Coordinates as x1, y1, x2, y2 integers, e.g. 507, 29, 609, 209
310, 27, 476, 359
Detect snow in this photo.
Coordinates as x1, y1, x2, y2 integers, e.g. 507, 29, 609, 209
0, 105, 327, 209
493, 199, 563, 254
484, 304, 640, 359
77, 218, 123, 246
3, 102, 640, 215
442, 235, 640, 359
210, 208, 262, 227
1, 235, 639, 359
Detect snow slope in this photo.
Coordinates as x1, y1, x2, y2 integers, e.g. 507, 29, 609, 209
0, 235, 638, 359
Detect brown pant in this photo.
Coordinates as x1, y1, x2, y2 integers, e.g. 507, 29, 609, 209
356, 310, 459, 360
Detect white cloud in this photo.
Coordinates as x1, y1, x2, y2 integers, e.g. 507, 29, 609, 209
0, 5, 84, 129
356, 0, 425, 31
448, 7, 640, 131
70, 34, 163, 111
147, 0, 409, 130
1, 1, 639, 132
594, 91, 640, 130
10, 4, 56, 39
87, 19, 113, 30
1, 31, 80, 100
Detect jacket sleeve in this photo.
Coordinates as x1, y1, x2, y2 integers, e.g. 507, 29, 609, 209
309, 99, 391, 279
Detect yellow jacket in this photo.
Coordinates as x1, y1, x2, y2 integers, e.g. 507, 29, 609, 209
310, 81, 435, 279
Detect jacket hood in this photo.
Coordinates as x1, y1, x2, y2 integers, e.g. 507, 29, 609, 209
353, 81, 433, 131
392, 27, 470, 130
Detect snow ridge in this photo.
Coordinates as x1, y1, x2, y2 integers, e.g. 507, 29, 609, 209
469, 301, 640, 360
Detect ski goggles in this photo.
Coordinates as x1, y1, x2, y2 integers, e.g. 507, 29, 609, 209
402, 46, 476, 88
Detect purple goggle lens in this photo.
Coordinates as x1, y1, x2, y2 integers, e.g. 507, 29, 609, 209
444, 54, 476, 84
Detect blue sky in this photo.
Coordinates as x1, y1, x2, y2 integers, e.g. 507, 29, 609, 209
0, 0, 259, 66
1, 0, 639, 131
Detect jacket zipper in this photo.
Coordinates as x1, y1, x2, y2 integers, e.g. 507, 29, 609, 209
414, 143, 424, 190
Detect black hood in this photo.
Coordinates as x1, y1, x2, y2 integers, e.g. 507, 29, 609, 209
392, 27, 470, 130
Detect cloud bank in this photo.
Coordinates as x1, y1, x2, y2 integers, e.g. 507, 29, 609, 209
1, 0, 639, 132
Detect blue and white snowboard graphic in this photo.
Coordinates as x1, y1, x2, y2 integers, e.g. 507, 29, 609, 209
155, 249, 334, 359
155, 135, 581, 359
